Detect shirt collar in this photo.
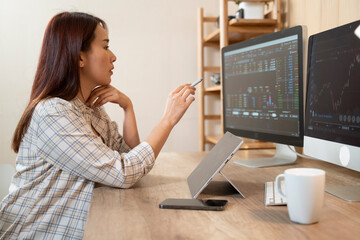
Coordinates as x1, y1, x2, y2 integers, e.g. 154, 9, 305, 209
71, 97, 94, 114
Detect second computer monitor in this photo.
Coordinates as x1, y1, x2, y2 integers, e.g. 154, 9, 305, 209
222, 26, 305, 167
304, 20, 360, 201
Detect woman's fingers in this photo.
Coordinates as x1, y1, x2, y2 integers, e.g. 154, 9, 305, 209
186, 96, 195, 106
91, 92, 114, 108
86, 87, 111, 106
171, 84, 189, 95
85, 85, 132, 110
177, 85, 189, 96
162, 84, 197, 126
181, 88, 195, 100
177, 85, 196, 99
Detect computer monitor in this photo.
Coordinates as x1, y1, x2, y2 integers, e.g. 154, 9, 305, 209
304, 20, 360, 202
222, 26, 306, 168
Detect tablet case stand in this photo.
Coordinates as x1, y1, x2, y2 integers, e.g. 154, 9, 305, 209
199, 171, 245, 198
187, 132, 245, 199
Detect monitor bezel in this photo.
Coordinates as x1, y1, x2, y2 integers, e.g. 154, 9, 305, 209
221, 25, 304, 147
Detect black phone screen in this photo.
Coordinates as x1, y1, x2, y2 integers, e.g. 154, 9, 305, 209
159, 198, 228, 211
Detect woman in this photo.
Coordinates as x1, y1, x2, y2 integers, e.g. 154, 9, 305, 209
0, 12, 195, 239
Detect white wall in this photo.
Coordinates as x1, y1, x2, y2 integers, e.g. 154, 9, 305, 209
0, 0, 241, 165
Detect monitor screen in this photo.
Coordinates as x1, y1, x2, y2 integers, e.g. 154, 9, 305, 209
222, 26, 304, 147
305, 21, 360, 148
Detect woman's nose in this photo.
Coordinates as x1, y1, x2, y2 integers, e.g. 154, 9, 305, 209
110, 50, 116, 63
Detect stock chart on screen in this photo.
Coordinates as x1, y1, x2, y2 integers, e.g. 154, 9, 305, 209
306, 33, 360, 144
223, 35, 300, 137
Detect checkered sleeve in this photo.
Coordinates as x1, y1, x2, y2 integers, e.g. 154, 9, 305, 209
36, 101, 155, 188
100, 108, 132, 153
109, 120, 132, 153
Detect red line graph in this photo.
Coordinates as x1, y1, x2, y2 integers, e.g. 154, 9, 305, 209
316, 53, 360, 111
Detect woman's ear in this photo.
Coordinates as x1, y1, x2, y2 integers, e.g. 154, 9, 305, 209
79, 52, 86, 68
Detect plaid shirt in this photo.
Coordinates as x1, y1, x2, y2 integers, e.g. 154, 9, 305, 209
0, 97, 155, 239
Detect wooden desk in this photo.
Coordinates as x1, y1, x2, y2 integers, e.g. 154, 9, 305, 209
84, 150, 360, 240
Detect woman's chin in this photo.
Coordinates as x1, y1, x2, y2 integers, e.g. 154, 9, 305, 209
104, 78, 111, 85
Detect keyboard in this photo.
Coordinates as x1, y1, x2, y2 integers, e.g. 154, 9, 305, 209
264, 181, 287, 206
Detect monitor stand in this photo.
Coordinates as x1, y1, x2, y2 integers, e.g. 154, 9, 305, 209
326, 186, 360, 202
234, 143, 297, 168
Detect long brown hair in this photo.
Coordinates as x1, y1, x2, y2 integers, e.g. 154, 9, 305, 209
12, 12, 107, 153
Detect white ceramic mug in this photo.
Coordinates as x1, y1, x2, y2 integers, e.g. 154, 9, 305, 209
275, 168, 325, 224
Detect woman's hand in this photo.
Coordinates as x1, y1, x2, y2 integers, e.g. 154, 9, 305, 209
162, 84, 196, 128
87, 85, 140, 148
86, 85, 132, 110
145, 84, 196, 158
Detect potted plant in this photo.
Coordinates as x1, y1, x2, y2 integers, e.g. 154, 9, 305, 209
235, 1, 265, 19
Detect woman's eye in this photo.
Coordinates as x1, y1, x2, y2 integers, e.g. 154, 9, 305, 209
104, 46, 109, 50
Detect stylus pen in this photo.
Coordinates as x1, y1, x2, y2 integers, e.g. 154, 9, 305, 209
190, 78, 203, 87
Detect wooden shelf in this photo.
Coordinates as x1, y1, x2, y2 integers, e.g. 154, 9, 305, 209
205, 85, 221, 93
204, 19, 277, 44
204, 66, 220, 72
229, 18, 278, 27
198, 0, 282, 151
203, 17, 218, 22
204, 115, 221, 120
205, 135, 220, 145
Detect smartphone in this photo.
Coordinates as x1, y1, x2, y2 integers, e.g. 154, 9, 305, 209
159, 198, 228, 211
190, 78, 204, 87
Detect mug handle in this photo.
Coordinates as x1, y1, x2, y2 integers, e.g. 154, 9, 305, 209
275, 173, 286, 200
